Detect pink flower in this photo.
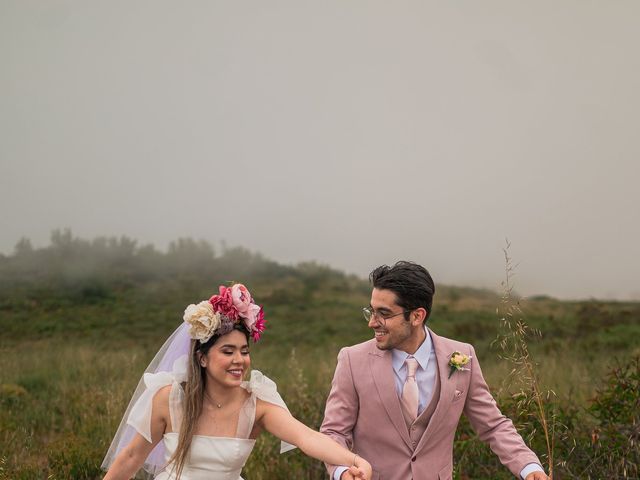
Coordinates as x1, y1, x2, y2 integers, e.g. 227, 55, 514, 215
251, 307, 266, 342
231, 283, 253, 314
207, 283, 266, 342
209, 285, 239, 320
243, 303, 261, 331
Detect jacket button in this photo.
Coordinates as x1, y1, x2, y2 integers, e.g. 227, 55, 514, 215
411, 456, 417, 462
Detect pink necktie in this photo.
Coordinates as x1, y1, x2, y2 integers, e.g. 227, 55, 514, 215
401, 357, 419, 421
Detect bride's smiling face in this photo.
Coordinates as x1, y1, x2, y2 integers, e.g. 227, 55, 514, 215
201, 330, 251, 388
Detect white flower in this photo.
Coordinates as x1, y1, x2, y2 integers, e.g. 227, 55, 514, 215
450, 352, 470, 368
448, 351, 472, 378
183, 301, 221, 342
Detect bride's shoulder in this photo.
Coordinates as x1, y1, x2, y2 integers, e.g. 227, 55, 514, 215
154, 383, 173, 398
151, 385, 172, 414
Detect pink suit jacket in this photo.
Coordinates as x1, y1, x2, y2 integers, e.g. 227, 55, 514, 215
320, 329, 540, 480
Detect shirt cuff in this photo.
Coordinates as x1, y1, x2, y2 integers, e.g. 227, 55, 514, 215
334, 466, 349, 480
520, 463, 544, 479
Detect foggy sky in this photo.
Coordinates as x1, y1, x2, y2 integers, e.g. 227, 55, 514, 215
1, 1, 639, 300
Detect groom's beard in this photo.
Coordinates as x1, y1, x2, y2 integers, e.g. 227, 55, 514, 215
373, 321, 413, 351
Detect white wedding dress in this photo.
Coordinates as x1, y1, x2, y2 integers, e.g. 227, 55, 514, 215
156, 434, 255, 480
102, 353, 295, 480
154, 380, 261, 480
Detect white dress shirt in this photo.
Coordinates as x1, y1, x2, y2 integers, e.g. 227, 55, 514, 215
391, 327, 437, 415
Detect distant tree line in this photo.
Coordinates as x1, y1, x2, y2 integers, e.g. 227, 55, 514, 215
0, 229, 360, 303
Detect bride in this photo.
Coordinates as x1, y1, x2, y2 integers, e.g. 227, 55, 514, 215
102, 283, 371, 480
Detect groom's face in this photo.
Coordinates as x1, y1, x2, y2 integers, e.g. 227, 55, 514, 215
369, 288, 414, 352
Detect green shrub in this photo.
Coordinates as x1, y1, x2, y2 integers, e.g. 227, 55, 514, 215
586, 357, 640, 479
0, 384, 28, 407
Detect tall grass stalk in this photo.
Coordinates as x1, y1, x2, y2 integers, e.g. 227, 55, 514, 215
494, 240, 556, 478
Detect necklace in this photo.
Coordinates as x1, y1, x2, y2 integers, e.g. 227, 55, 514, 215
204, 392, 222, 409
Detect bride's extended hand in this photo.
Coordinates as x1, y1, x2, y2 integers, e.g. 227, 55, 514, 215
346, 455, 372, 480
341, 467, 365, 479
258, 401, 374, 478
342, 467, 371, 479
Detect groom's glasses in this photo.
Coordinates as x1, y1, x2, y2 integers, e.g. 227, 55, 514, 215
362, 307, 411, 325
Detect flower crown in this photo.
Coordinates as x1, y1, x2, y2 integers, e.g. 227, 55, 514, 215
183, 283, 266, 344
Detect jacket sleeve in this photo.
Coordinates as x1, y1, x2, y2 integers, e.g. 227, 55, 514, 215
463, 345, 541, 478
320, 347, 359, 478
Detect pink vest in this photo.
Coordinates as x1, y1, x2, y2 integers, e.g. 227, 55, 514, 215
401, 360, 442, 449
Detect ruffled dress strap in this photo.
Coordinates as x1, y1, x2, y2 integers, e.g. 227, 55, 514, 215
127, 354, 188, 441
168, 376, 185, 432
236, 392, 256, 439
240, 370, 297, 453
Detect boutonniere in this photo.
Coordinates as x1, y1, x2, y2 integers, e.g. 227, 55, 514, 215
448, 351, 471, 379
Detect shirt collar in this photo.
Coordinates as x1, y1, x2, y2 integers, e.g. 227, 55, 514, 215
392, 326, 432, 374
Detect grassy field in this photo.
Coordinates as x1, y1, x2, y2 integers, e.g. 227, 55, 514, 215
1, 234, 638, 479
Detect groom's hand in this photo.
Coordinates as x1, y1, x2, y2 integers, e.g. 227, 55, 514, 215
525, 473, 549, 480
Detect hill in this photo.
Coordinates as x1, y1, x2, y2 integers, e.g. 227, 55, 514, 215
0, 231, 638, 479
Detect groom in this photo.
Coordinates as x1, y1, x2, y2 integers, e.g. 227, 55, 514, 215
320, 261, 547, 480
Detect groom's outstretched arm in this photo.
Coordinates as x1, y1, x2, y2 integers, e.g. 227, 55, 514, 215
321, 347, 359, 478
463, 345, 543, 478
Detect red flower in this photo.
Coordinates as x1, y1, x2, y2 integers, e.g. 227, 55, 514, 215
209, 285, 239, 320
251, 306, 266, 342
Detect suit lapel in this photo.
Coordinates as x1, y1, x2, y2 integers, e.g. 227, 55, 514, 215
414, 329, 456, 455
368, 346, 413, 450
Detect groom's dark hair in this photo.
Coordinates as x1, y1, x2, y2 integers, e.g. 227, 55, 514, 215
369, 261, 435, 323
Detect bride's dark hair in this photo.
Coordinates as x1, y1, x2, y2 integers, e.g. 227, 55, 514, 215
168, 323, 250, 478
